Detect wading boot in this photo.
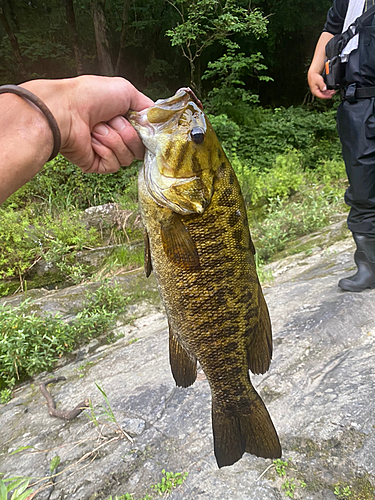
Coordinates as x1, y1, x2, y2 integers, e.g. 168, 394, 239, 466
338, 234, 375, 292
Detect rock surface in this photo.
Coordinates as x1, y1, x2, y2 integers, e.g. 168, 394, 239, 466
1, 223, 375, 500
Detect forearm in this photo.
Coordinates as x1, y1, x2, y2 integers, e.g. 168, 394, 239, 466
0, 92, 55, 204
308, 31, 334, 76
0, 76, 153, 204
308, 32, 335, 99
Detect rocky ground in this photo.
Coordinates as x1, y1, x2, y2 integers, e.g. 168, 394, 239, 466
1, 220, 374, 500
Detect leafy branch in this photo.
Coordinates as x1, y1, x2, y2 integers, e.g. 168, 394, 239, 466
165, 0, 268, 91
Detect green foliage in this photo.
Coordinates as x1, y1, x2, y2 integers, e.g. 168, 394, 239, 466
93, 382, 118, 425
209, 113, 241, 156
106, 469, 188, 500
0, 205, 100, 294
151, 470, 189, 496
246, 106, 340, 169
49, 456, 61, 474
203, 42, 272, 116
272, 459, 306, 499
210, 107, 340, 169
118, 176, 140, 212
103, 246, 144, 276
274, 459, 289, 477
0, 474, 34, 500
231, 150, 305, 206
26, 155, 141, 211
166, 0, 268, 88
0, 281, 129, 391
282, 479, 296, 498
0, 389, 12, 404
86, 381, 131, 442
315, 158, 347, 183
0, 209, 37, 281
166, 0, 268, 49
251, 193, 340, 261
0, 301, 76, 390
41, 211, 100, 284
84, 280, 130, 316
334, 485, 352, 498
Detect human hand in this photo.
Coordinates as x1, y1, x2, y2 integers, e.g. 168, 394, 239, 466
21, 76, 154, 173
308, 70, 336, 100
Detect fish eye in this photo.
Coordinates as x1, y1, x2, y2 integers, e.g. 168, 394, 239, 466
191, 127, 205, 144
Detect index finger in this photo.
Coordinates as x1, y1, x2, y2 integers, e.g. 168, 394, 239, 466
314, 88, 336, 99
73, 75, 154, 127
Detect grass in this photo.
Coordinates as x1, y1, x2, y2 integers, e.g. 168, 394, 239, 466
0, 281, 130, 392
246, 155, 348, 263
1, 382, 188, 500
256, 459, 307, 499
106, 470, 189, 500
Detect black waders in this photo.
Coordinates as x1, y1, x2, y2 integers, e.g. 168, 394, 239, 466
338, 233, 375, 291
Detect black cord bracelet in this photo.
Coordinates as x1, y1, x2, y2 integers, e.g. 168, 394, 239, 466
0, 84, 61, 162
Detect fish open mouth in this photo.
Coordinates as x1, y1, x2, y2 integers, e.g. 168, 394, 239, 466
126, 109, 155, 139
177, 87, 203, 109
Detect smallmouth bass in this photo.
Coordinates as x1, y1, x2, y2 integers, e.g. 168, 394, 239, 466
128, 88, 281, 467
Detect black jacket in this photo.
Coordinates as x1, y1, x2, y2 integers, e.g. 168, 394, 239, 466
324, 0, 349, 34
324, 0, 375, 33
323, 0, 375, 86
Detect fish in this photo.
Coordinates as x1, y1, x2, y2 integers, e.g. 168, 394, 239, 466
127, 88, 281, 468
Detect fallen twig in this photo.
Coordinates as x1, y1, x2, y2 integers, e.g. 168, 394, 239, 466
40, 377, 90, 420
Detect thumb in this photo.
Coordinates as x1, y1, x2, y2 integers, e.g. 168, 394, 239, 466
318, 79, 327, 92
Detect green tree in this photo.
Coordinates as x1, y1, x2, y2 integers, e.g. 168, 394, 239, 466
202, 40, 273, 117
166, 0, 268, 93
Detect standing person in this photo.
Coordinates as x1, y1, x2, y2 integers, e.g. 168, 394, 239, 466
308, 0, 375, 292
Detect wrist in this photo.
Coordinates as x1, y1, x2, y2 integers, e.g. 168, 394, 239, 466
308, 66, 323, 78
20, 78, 73, 150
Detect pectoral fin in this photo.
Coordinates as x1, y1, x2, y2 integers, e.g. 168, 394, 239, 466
169, 323, 197, 388
144, 230, 153, 277
160, 213, 200, 270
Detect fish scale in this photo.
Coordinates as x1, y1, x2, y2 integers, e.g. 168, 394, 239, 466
128, 88, 282, 468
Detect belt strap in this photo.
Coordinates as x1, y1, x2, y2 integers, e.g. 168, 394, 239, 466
341, 84, 375, 102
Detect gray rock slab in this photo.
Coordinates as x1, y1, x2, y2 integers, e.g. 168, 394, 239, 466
1, 230, 374, 500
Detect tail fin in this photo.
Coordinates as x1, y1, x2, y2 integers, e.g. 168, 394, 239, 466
212, 386, 281, 468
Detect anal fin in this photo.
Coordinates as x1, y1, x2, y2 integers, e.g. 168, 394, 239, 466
169, 324, 197, 388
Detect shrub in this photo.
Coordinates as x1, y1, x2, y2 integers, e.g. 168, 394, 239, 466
210, 106, 341, 172
251, 191, 343, 261
0, 207, 100, 294
0, 209, 37, 281
4, 155, 142, 211
0, 302, 76, 389
0, 281, 130, 390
